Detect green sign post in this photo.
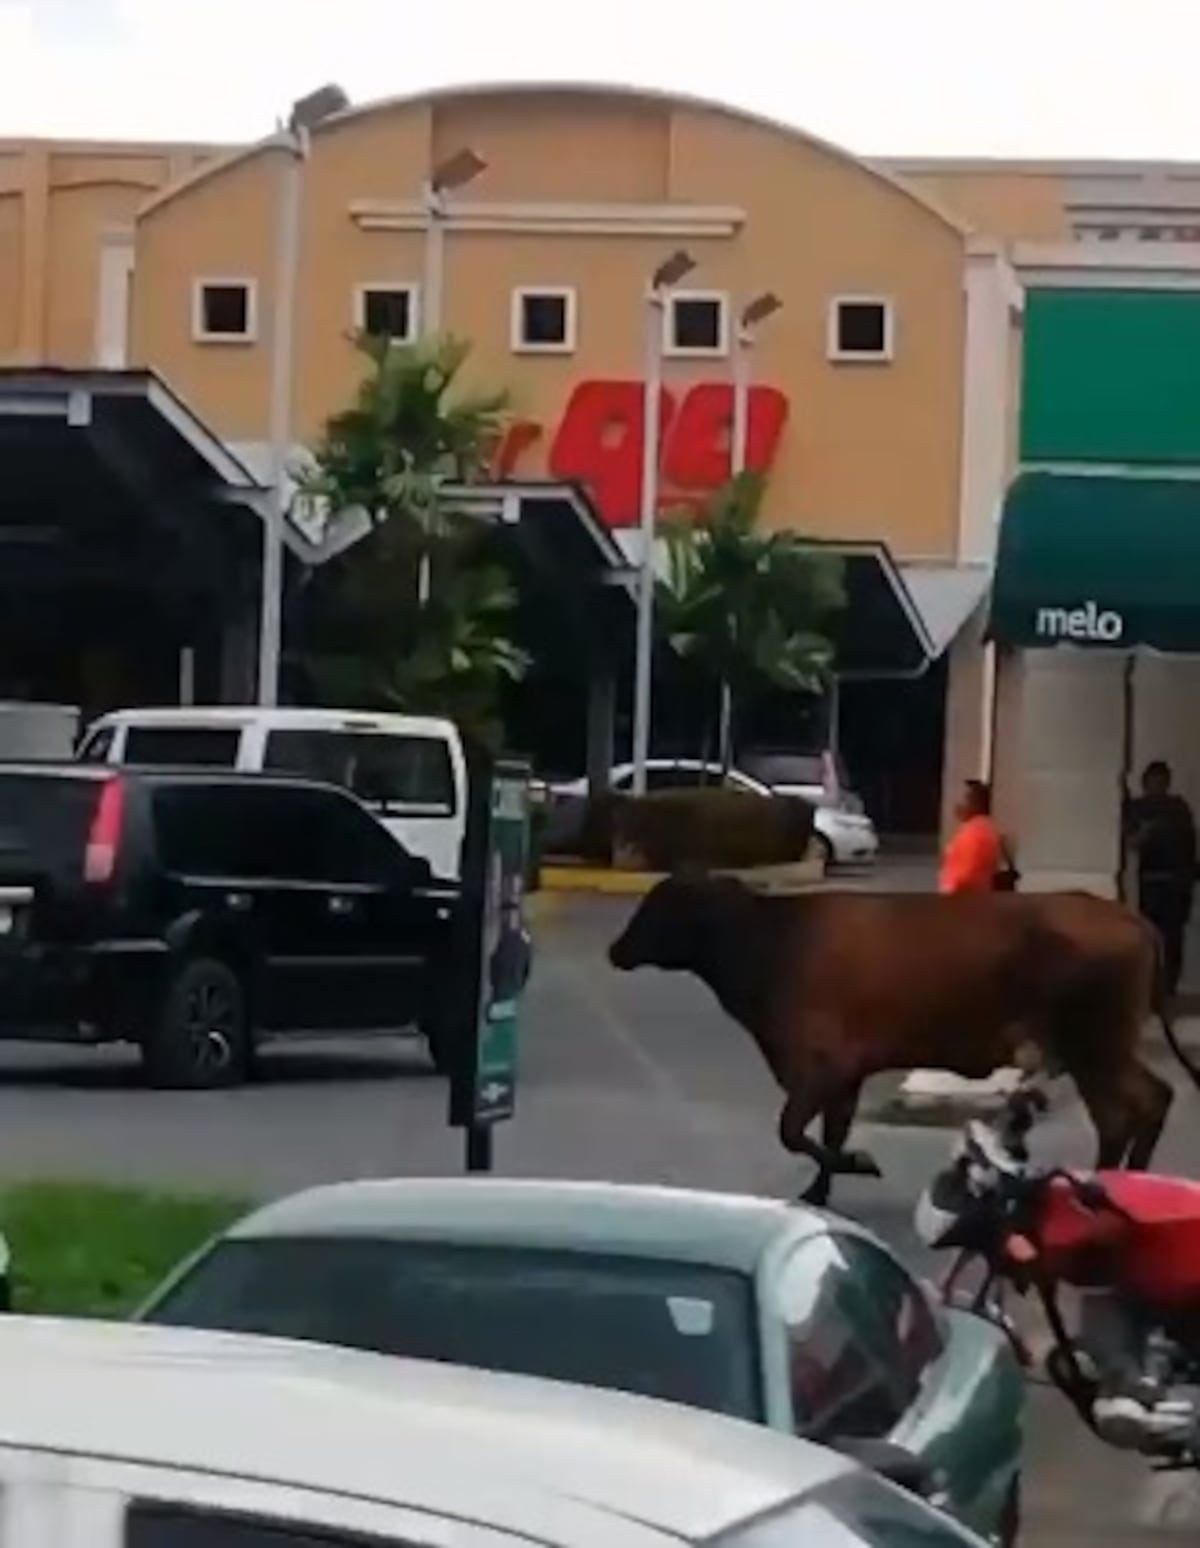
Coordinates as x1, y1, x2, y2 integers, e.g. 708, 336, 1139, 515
448, 749, 532, 1171
472, 762, 531, 1127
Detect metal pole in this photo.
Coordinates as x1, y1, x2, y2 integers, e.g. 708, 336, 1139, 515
731, 325, 751, 476
178, 647, 196, 706
423, 183, 445, 337
258, 127, 305, 708
631, 293, 664, 796
415, 183, 446, 607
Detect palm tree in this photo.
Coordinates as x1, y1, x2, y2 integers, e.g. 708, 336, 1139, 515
299, 335, 526, 744
657, 471, 844, 772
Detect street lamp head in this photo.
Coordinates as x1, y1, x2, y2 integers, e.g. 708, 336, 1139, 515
741, 291, 783, 330
652, 249, 697, 291
288, 84, 350, 133
432, 146, 487, 194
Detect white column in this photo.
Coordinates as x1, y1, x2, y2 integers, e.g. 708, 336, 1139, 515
94, 226, 134, 368
958, 241, 1023, 565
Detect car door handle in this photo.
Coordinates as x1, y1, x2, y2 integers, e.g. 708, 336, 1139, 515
327, 894, 357, 917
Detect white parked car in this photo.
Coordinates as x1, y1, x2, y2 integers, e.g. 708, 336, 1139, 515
76, 706, 467, 882
0, 1317, 986, 1548
551, 759, 879, 866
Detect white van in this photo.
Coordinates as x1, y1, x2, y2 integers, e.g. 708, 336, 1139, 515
76, 707, 468, 882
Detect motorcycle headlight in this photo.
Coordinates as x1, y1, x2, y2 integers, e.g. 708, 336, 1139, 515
914, 1165, 975, 1248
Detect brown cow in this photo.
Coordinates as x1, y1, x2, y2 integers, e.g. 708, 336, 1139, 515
608, 875, 1200, 1206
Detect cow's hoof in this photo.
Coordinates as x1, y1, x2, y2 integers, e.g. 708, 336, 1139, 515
840, 1148, 883, 1179
798, 1178, 831, 1207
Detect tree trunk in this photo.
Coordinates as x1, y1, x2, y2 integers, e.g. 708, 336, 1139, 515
717, 677, 734, 775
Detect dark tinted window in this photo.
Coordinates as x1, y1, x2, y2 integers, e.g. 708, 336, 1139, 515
125, 727, 241, 768
360, 288, 413, 343
777, 1235, 906, 1441
143, 1238, 761, 1421
263, 732, 454, 814
127, 1502, 402, 1548
153, 784, 422, 886
0, 773, 103, 883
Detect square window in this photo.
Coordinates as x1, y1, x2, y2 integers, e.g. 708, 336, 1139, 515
666, 293, 728, 356
193, 281, 255, 343
828, 298, 893, 363
513, 288, 575, 352
357, 285, 418, 342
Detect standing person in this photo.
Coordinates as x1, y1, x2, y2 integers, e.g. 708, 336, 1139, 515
940, 778, 1006, 895
1127, 760, 1197, 998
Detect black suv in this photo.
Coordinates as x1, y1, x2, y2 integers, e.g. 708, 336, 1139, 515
0, 766, 457, 1088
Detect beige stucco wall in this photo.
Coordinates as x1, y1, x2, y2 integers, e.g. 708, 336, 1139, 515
127, 86, 972, 561
887, 167, 1074, 245
0, 139, 220, 365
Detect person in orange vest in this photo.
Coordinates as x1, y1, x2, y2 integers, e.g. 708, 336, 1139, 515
940, 778, 1010, 894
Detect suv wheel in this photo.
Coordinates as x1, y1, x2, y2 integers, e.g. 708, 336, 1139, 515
420, 1016, 453, 1076
143, 957, 249, 1090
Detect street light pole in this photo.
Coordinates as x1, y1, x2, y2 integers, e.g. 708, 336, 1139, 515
256, 84, 348, 709
421, 146, 486, 338
730, 291, 782, 477
721, 293, 783, 768
258, 122, 305, 708
417, 147, 486, 604
630, 249, 697, 796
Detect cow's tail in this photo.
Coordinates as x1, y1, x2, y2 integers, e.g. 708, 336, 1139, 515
1147, 921, 1200, 1092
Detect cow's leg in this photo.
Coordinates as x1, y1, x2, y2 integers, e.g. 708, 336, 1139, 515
781, 1082, 879, 1207
799, 1082, 869, 1207
1073, 1068, 1140, 1170
1122, 1061, 1173, 1171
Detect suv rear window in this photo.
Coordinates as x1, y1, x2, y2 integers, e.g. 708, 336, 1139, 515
124, 727, 241, 768
0, 773, 104, 883
263, 731, 454, 814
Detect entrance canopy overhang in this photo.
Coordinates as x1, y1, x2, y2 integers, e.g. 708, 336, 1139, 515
813, 542, 988, 679
0, 367, 267, 600
991, 470, 1200, 652
611, 530, 985, 680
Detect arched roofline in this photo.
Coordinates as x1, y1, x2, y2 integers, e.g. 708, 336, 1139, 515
138, 79, 969, 236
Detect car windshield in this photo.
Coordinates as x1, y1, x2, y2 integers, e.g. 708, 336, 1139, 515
724, 1475, 981, 1547
742, 754, 832, 789
143, 1238, 762, 1421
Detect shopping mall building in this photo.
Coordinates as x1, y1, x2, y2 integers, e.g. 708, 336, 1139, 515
2, 83, 1200, 880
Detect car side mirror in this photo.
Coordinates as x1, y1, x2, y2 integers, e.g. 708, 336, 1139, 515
828, 1438, 947, 1504
402, 853, 435, 889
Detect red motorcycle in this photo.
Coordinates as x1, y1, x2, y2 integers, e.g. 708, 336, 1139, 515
915, 1087, 1200, 1466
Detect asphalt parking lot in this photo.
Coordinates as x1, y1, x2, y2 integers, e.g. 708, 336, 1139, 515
0, 883, 1194, 1541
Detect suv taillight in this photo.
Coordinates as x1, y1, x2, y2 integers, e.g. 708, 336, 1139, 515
84, 778, 125, 884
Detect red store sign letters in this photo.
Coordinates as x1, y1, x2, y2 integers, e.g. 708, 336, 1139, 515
491, 379, 790, 528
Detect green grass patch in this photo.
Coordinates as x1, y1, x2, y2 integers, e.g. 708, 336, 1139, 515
0, 1183, 247, 1319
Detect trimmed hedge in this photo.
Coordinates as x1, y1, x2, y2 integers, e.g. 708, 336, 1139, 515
579, 788, 815, 871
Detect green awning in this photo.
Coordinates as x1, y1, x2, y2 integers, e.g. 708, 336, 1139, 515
990, 471, 1200, 652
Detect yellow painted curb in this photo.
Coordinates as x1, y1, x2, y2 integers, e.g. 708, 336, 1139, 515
541, 859, 826, 897
542, 866, 665, 896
